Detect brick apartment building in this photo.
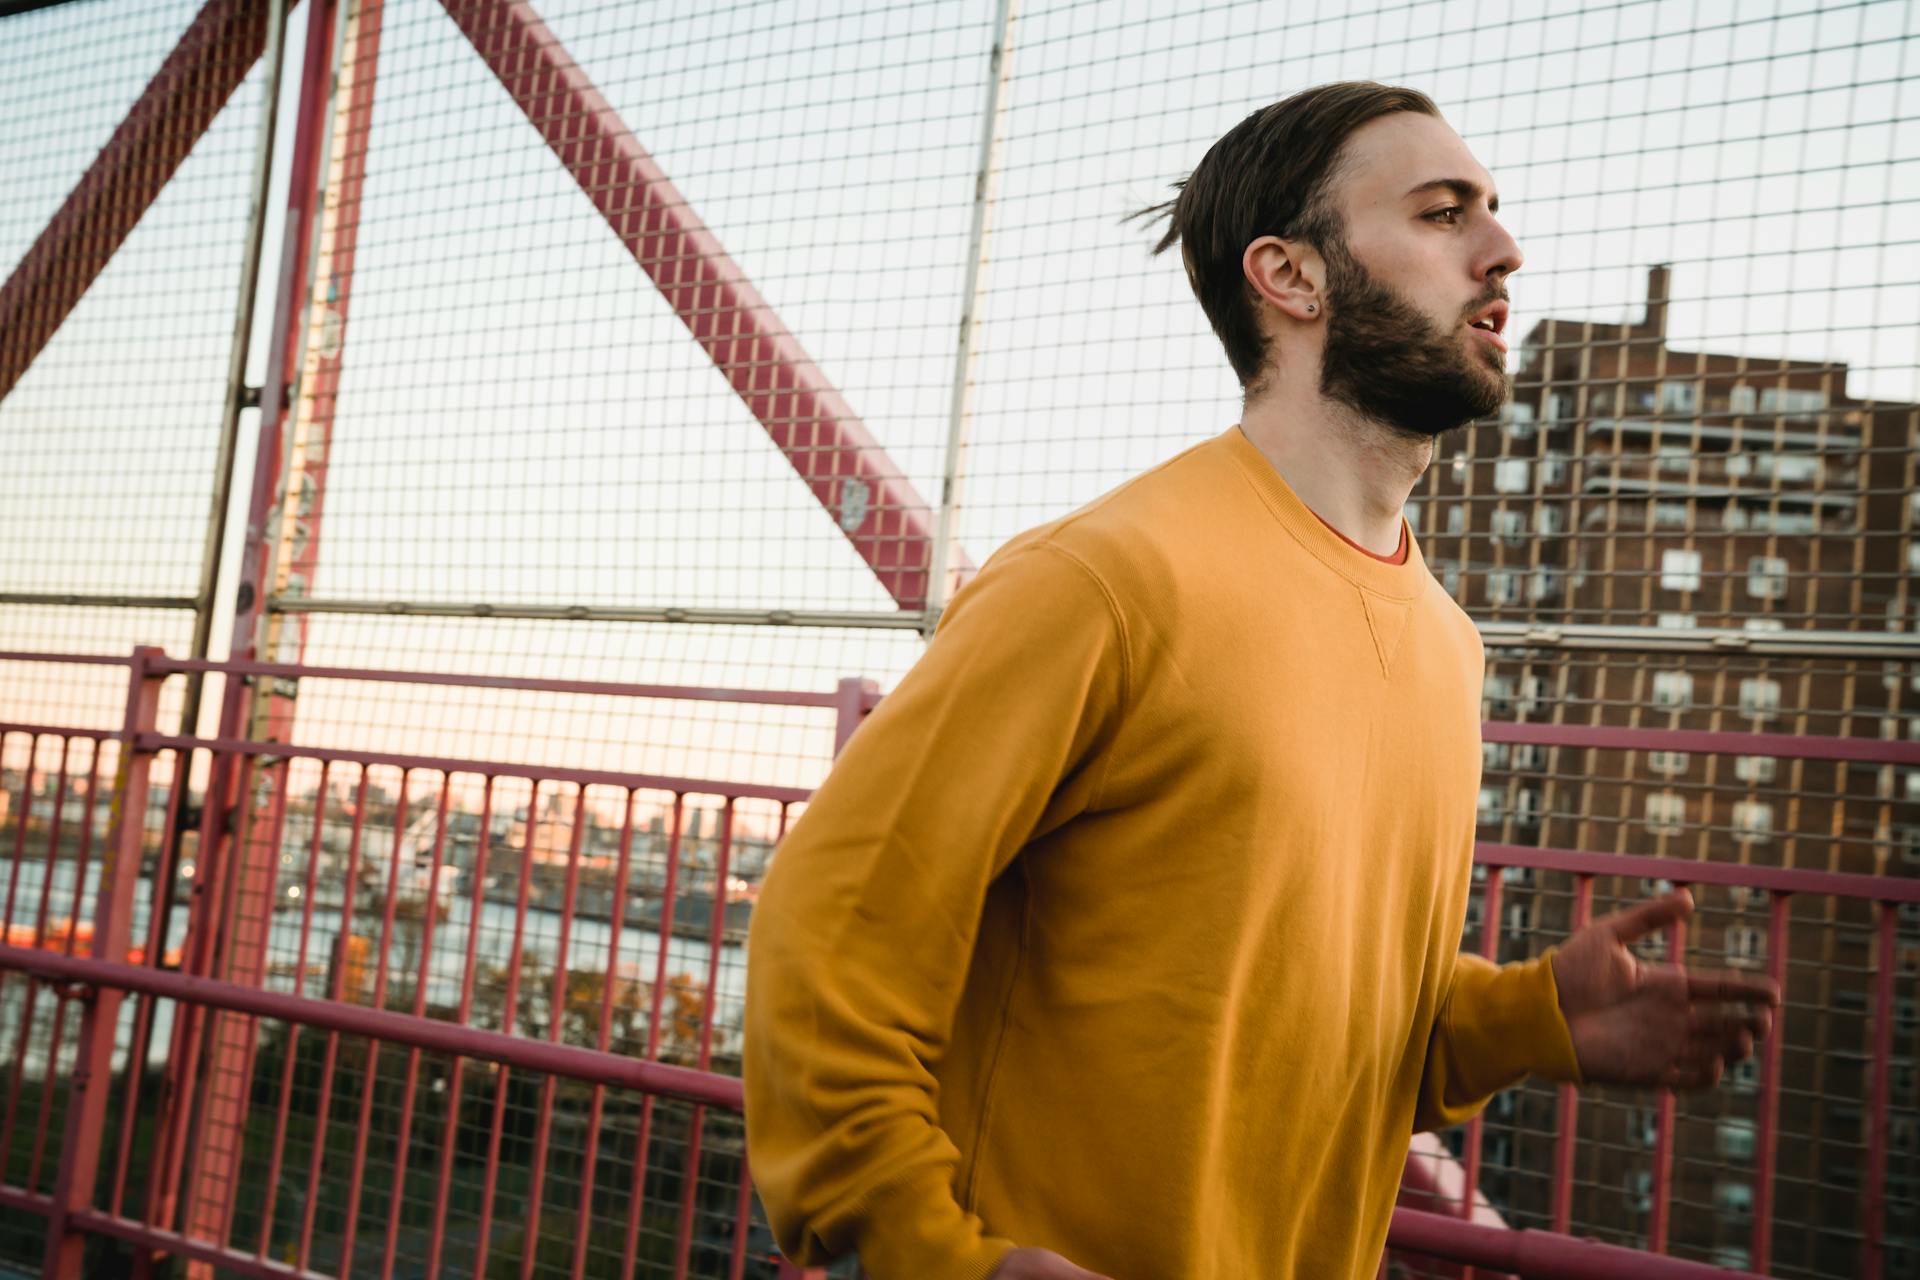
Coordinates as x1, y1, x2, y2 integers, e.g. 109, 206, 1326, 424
1414, 266, 1920, 1273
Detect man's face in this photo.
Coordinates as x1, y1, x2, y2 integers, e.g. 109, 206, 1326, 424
1313, 112, 1523, 438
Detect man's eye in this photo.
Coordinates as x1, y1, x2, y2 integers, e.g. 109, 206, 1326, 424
1427, 207, 1463, 225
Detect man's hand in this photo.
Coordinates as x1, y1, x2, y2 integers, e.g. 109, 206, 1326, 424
1550, 889, 1781, 1089
990, 1247, 1114, 1279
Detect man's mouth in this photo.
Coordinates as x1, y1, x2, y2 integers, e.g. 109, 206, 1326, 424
1467, 299, 1509, 354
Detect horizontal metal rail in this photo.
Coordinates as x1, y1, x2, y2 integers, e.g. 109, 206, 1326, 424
134, 732, 815, 804
0, 944, 744, 1108
0, 592, 198, 610
267, 594, 929, 629
1481, 719, 1920, 763
1477, 620, 1920, 659
1478, 843, 1920, 902
0, 942, 1767, 1280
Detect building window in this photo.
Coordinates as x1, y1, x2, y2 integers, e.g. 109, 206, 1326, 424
1448, 503, 1468, 535
1491, 508, 1526, 546
1515, 788, 1542, 827
1512, 743, 1546, 771
1494, 458, 1532, 494
1505, 900, 1534, 938
1540, 452, 1569, 486
1518, 675, 1550, 714
1747, 556, 1789, 601
1660, 381, 1699, 413
1661, 549, 1702, 592
1478, 787, 1504, 825
1728, 925, 1765, 968
1735, 755, 1778, 785
1487, 570, 1522, 606
1546, 392, 1570, 423
1658, 612, 1695, 629
1535, 504, 1565, 536
1730, 1057, 1760, 1091
1732, 800, 1773, 845
1484, 675, 1515, 717
1628, 1169, 1653, 1213
1744, 617, 1785, 634
1739, 678, 1781, 722
1729, 385, 1757, 414
1654, 500, 1691, 528
1645, 791, 1687, 834
1502, 401, 1537, 438
1650, 750, 1691, 775
1900, 827, 1920, 867
1759, 386, 1826, 415
1528, 568, 1562, 603
1483, 742, 1511, 770
1652, 671, 1693, 709
1718, 1119, 1757, 1161
1715, 1179, 1754, 1220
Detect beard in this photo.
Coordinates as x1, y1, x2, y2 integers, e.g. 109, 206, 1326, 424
1316, 234, 1510, 438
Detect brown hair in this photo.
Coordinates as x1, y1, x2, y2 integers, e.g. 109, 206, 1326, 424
1131, 82, 1440, 394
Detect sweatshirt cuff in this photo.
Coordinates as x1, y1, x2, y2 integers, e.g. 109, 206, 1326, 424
849, 1163, 1016, 1280
1451, 951, 1585, 1087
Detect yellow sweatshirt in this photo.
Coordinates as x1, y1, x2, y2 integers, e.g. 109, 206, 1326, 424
744, 425, 1584, 1280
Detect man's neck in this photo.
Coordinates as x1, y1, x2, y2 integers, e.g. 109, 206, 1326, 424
1238, 378, 1432, 558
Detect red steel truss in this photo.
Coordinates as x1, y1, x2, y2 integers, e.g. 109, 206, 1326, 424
0, 0, 285, 402
440, 0, 973, 612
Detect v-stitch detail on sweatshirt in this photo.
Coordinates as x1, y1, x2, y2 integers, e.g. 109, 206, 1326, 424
1357, 587, 1413, 679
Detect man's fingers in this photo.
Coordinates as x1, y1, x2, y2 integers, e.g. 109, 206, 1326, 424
1600, 889, 1694, 944
1684, 967, 1781, 1006
1687, 1002, 1774, 1042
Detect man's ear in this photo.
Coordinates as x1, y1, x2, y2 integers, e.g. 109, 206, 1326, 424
1243, 235, 1323, 322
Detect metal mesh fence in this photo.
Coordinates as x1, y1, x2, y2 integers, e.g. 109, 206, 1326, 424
4, 0, 1920, 1276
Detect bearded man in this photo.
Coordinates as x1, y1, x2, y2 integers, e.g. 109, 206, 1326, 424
742, 82, 1779, 1280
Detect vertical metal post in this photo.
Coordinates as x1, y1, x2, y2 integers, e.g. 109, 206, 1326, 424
1864, 899, 1896, 1280
1750, 891, 1790, 1272
1458, 871, 1503, 1280
147, 0, 342, 1261
43, 648, 166, 1279
1647, 889, 1688, 1254
832, 677, 879, 757
178, 0, 293, 743
1550, 872, 1593, 1233
923, 0, 1018, 635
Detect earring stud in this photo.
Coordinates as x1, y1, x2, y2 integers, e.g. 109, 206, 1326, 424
1306, 303, 1318, 314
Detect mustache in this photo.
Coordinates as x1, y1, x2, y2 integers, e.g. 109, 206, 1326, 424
1464, 286, 1510, 319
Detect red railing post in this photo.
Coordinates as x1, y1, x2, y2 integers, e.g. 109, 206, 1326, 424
1550, 873, 1593, 1233
833, 678, 879, 758
1750, 890, 1790, 1272
1647, 884, 1689, 1254
42, 647, 166, 1279
1863, 899, 1897, 1280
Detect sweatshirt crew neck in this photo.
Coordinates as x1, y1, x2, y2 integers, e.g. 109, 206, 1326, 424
1224, 425, 1421, 592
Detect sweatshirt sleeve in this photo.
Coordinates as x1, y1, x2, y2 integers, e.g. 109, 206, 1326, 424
743, 541, 1128, 1279
1413, 950, 1586, 1133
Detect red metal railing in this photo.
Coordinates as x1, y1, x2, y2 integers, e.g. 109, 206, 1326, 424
2, 650, 1917, 1277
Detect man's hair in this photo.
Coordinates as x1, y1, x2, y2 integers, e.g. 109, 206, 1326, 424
1131, 82, 1440, 393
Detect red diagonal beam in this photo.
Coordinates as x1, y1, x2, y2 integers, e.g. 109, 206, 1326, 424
439, 0, 973, 612
0, 0, 282, 402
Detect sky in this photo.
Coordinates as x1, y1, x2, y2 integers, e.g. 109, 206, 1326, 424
2, 0, 1917, 790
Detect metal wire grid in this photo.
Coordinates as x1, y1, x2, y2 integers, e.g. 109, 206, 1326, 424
1462, 873, 1920, 1278
0, 0, 266, 609
955, 0, 1920, 607
281, 0, 990, 626
269, 615, 925, 792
